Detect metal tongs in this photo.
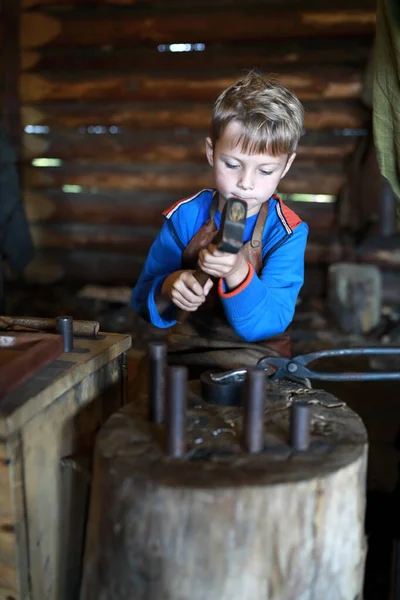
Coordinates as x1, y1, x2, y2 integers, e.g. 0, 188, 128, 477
209, 347, 400, 385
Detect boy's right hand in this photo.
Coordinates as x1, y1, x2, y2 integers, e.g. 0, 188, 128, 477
161, 270, 213, 312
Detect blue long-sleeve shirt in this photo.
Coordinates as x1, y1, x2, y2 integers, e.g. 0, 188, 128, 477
132, 189, 308, 342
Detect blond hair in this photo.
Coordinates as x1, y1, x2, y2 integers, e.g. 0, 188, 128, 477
210, 71, 304, 156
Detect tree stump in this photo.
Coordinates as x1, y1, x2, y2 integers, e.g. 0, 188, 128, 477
80, 378, 368, 600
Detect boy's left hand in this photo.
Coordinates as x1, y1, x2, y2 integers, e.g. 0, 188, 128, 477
198, 243, 249, 290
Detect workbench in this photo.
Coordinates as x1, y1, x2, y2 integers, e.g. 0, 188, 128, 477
0, 332, 131, 600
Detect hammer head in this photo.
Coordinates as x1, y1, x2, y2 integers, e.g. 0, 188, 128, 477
218, 197, 247, 253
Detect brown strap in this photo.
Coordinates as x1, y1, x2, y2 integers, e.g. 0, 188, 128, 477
209, 191, 219, 221
251, 200, 269, 248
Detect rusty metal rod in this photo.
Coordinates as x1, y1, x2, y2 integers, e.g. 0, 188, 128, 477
0, 315, 100, 337
290, 402, 310, 451
148, 342, 166, 423
56, 316, 73, 352
243, 367, 266, 453
166, 366, 187, 457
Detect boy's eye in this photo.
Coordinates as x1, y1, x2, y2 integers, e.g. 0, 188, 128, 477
260, 170, 273, 176
225, 162, 239, 169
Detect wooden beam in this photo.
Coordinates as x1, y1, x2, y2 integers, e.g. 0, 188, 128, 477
22, 238, 400, 287
19, 38, 373, 72
19, 69, 364, 103
23, 163, 346, 195
20, 9, 376, 49
21, 100, 371, 131
24, 0, 132, 5
22, 0, 378, 7
24, 250, 145, 284
22, 130, 360, 163
30, 222, 160, 253
24, 190, 338, 232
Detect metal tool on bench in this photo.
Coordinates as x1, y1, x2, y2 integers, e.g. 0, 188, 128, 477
0, 315, 100, 337
178, 196, 247, 322
202, 347, 400, 403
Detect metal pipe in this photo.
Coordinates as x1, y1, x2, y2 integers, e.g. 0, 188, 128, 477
243, 367, 266, 453
290, 402, 310, 451
148, 342, 167, 423
56, 316, 73, 353
166, 366, 187, 457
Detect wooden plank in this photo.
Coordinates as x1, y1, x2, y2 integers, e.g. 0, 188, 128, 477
23, 250, 145, 284
4, 434, 30, 600
28, 202, 339, 251
0, 334, 64, 400
24, 190, 337, 231
23, 163, 346, 195
23, 130, 360, 163
0, 442, 18, 597
21, 100, 372, 131
24, 0, 132, 5
30, 222, 160, 252
22, 0, 378, 7
24, 238, 400, 289
21, 356, 125, 600
20, 9, 376, 49
20, 37, 373, 72
0, 333, 131, 436
20, 69, 364, 103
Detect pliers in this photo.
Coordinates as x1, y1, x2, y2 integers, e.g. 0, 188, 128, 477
257, 347, 400, 382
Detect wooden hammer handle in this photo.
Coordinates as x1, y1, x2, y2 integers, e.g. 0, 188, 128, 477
0, 316, 100, 337
177, 269, 212, 323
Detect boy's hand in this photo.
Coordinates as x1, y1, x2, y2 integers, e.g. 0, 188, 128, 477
161, 270, 214, 312
198, 244, 249, 289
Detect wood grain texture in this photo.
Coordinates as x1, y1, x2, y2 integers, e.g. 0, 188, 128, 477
22, 130, 359, 163
22, 0, 377, 7
0, 441, 19, 599
0, 333, 131, 436
0, 334, 130, 600
22, 357, 124, 600
23, 190, 337, 231
23, 250, 145, 284
21, 100, 371, 131
19, 70, 364, 103
20, 9, 376, 49
0, 333, 64, 400
23, 164, 346, 195
24, 0, 132, 5
3, 433, 31, 600
19, 38, 373, 72
81, 380, 368, 600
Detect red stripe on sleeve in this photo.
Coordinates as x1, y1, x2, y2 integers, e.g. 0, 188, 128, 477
218, 263, 254, 298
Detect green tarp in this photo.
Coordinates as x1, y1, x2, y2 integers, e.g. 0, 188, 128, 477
373, 0, 400, 200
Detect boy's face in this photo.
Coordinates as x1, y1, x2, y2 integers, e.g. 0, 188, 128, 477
206, 121, 296, 217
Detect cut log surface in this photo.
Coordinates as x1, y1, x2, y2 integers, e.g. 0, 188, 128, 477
81, 380, 368, 600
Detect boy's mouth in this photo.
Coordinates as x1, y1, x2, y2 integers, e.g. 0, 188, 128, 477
233, 194, 253, 202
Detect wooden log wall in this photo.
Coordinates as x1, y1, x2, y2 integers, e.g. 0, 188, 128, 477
3, 0, 379, 286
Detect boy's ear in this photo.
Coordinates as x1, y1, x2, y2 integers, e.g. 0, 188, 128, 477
205, 137, 214, 167
281, 152, 296, 179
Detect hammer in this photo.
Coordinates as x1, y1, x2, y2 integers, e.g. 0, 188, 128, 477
178, 197, 247, 322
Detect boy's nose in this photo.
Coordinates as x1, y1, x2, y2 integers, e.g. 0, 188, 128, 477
238, 173, 254, 190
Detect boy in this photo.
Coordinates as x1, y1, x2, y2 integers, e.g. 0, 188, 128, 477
132, 71, 308, 370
